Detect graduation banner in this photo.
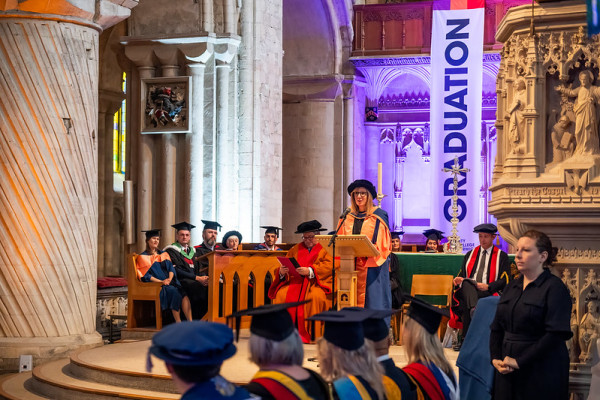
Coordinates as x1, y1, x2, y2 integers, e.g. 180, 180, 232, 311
430, 0, 485, 252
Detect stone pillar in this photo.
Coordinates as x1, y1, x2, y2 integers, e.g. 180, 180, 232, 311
342, 81, 355, 192
0, 0, 137, 371
155, 47, 180, 246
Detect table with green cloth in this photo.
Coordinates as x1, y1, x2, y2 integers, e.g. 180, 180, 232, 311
393, 252, 515, 305
394, 252, 463, 305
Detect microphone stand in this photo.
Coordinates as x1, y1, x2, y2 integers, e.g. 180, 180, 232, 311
329, 209, 350, 310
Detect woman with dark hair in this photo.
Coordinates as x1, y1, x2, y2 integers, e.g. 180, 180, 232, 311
490, 230, 572, 400
337, 179, 391, 311
136, 229, 192, 322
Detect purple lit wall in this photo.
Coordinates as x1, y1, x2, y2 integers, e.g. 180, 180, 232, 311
353, 54, 506, 250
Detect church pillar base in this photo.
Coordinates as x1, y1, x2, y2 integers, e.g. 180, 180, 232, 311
0, 333, 103, 372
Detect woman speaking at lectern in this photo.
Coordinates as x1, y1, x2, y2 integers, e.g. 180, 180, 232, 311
337, 179, 392, 312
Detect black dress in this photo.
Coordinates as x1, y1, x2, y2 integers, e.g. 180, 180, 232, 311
489, 269, 572, 400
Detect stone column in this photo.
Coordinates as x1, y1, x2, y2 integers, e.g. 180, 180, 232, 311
0, 0, 137, 371
155, 47, 180, 246
342, 80, 355, 192
182, 43, 213, 243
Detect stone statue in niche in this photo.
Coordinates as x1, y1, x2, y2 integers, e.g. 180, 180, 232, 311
579, 299, 600, 363
555, 70, 600, 158
507, 78, 527, 154
550, 115, 574, 163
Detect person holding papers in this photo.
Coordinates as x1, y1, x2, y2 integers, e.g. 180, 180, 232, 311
268, 220, 337, 343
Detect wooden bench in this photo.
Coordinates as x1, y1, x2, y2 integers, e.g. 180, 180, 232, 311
126, 253, 163, 330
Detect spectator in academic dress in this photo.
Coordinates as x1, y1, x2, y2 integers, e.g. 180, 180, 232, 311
147, 321, 255, 399
402, 296, 459, 400
222, 230, 243, 250
389, 230, 404, 309
423, 229, 444, 252
254, 226, 284, 251
227, 301, 330, 399
193, 220, 223, 270
164, 221, 207, 320
268, 220, 337, 343
136, 229, 192, 323
310, 308, 385, 399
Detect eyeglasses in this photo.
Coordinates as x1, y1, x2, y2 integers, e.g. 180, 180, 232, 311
352, 191, 369, 197
302, 235, 316, 240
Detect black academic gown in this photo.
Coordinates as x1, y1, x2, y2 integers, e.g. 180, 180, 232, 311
245, 368, 330, 400
165, 245, 207, 320
388, 254, 403, 309
489, 269, 572, 400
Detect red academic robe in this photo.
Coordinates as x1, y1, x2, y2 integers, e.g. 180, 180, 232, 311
268, 242, 337, 342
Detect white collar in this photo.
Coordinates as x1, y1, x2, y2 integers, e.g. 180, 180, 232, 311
376, 354, 391, 362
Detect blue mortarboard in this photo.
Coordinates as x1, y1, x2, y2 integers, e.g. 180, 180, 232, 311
201, 220, 222, 231
147, 321, 236, 371
221, 230, 243, 248
423, 229, 444, 241
172, 221, 196, 231
473, 223, 498, 234
308, 308, 372, 350
347, 179, 377, 199
141, 229, 161, 240
260, 226, 282, 236
391, 231, 405, 239
405, 295, 449, 334
226, 301, 310, 342
295, 220, 327, 234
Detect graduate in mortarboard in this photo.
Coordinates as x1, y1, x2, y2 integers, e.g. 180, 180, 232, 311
136, 229, 192, 322
423, 229, 444, 252
359, 308, 422, 400
254, 226, 284, 251
147, 321, 256, 399
388, 230, 405, 309
268, 220, 338, 343
164, 222, 208, 320
309, 308, 385, 400
227, 302, 330, 400
450, 223, 510, 348
401, 296, 459, 400
336, 179, 392, 313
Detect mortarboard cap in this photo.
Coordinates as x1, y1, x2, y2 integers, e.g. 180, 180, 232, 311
347, 179, 377, 199
473, 223, 498, 234
423, 229, 444, 241
405, 295, 449, 335
221, 230, 243, 248
141, 229, 161, 240
391, 231, 405, 239
260, 226, 282, 236
171, 221, 196, 231
147, 321, 236, 370
201, 220, 222, 231
345, 308, 402, 343
308, 308, 372, 351
295, 220, 327, 234
226, 301, 310, 342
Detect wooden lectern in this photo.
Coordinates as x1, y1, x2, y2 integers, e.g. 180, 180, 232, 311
314, 235, 379, 309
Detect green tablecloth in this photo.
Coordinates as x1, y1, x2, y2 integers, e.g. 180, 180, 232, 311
394, 252, 515, 305
394, 253, 463, 305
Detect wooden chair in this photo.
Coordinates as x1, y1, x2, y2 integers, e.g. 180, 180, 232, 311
126, 253, 163, 330
397, 274, 454, 344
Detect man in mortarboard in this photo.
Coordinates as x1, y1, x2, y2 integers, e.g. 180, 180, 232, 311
267, 220, 337, 343
253, 226, 284, 251
360, 308, 421, 400
147, 321, 256, 399
451, 223, 510, 348
308, 308, 385, 399
389, 230, 404, 308
164, 222, 208, 320
226, 302, 330, 399
423, 229, 444, 252
193, 220, 223, 270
